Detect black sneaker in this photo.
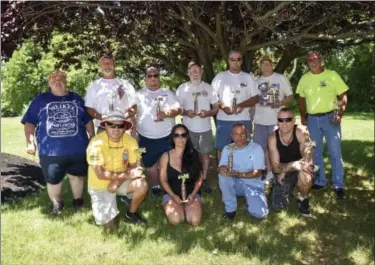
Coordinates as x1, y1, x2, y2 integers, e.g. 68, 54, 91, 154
312, 184, 326, 191
223, 211, 236, 220
335, 188, 345, 199
120, 195, 132, 206
125, 211, 147, 225
51, 200, 64, 215
72, 198, 84, 211
151, 186, 163, 198
299, 198, 311, 217
202, 180, 212, 194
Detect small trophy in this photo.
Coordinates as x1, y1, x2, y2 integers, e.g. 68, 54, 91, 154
231, 90, 240, 114
178, 173, 190, 203
269, 87, 279, 108
108, 91, 116, 111
192, 92, 201, 115
302, 132, 319, 174
154, 96, 164, 122
227, 143, 236, 172
332, 100, 340, 123
136, 147, 147, 167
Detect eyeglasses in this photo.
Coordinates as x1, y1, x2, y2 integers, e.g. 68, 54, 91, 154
229, 58, 242, 62
106, 122, 126, 129
173, 132, 188, 138
277, 117, 293, 123
147, 74, 159, 79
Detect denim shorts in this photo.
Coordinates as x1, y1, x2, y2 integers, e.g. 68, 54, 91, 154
214, 119, 252, 150
162, 193, 202, 205
39, 154, 87, 185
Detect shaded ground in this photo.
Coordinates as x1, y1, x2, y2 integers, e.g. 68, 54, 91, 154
1, 153, 45, 203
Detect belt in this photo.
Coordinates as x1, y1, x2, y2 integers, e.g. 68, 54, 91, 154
308, 110, 334, 117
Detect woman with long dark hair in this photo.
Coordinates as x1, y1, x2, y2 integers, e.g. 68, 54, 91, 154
159, 124, 203, 225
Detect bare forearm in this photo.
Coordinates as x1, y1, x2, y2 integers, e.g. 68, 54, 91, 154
87, 107, 102, 120
85, 121, 95, 139
298, 97, 307, 118
237, 96, 258, 108
191, 176, 203, 196
160, 179, 175, 197
338, 94, 348, 116
24, 123, 36, 145
240, 169, 263, 179
273, 161, 299, 174
280, 95, 294, 106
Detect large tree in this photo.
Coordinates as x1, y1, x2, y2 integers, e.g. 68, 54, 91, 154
2, 1, 374, 83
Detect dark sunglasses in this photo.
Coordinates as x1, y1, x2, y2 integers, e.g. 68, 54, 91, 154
106, 122, 126, 129
229, 58, 242, 62
147, 74, 159, 79
173, 132, 188, 138
277, 117, 293, 123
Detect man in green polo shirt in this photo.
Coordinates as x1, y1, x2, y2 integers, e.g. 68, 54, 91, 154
296, 51, 349, 199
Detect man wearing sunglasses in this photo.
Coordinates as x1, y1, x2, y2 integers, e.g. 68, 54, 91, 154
268, 108, 315, 217
176, 61, 219, 194
218, 123, 268, 220
212, 50, 258, 162
296, 51, 349, 199
134, 67, 182, 198
87, 110, 148, 228
253, 55, 294, 185
85, 53, 137, 134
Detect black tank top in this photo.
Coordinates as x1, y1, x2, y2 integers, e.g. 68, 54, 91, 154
275, 125, 302, 163
165, 151, 198, 196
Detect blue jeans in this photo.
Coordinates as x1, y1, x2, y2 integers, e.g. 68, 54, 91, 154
307, 112, 344, 189
218, 175, 268, 219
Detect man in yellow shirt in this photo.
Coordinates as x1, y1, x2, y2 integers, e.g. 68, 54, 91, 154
87, 110, 148, 229
296, 51, 349, 199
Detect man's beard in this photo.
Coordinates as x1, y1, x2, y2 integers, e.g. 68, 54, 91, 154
190, 78, 201, 85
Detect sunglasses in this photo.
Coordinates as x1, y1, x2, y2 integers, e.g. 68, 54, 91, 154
173, 132, 188, 138
106, 122, 126, 129
147, 74, 159, 79
229, 58, 242, 62
277, 117, 293, 123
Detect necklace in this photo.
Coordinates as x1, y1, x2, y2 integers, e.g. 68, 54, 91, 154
280, 132, 293, 146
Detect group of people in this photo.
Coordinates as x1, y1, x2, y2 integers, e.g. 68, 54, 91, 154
22, 49, 349, 229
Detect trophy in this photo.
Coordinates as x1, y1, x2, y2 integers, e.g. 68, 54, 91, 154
192, 92, 201, 115
227, 143, 236, 171
269, 87, 279, 108
302, 131, 319, 174
178, 173, 190, 203
154, 96, 164, 122
136, 147, 147, 167
107, 91, 116, 111
332, 100, 340, 123
231, 90, 240, 114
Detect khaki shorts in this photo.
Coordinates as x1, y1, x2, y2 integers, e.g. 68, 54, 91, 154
88, 180, 132, 225
189, 130, 213, 154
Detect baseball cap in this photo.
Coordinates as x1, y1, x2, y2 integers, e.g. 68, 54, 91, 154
188, 60, 201, 69
100, 110, 132, 130
307, 51, 321, 60
259, 55, 273, 64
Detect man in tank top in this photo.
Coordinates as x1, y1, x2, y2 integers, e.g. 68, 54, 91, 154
268, 108, 317, 217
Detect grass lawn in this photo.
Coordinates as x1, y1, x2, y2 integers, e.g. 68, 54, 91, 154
1, 113, 374, 265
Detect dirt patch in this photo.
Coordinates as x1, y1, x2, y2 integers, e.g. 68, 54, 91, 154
1, 153, 45, 203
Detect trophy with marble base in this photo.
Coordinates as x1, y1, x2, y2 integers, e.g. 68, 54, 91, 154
192, 92, 201, 115
178, 173, 190, 203
154, 96, 164, 122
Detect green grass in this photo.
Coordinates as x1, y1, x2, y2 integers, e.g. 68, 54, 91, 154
1, 113, 374, 265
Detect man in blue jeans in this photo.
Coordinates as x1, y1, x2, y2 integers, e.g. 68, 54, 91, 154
218, 123, 268, 220
296, 51, 349, 199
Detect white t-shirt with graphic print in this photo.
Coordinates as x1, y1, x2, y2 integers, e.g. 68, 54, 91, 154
211, 70, 257, 121
84, 78, 136, 127
135, 87, 181, 139
254, 73, 293, 125
176, 81, 219, 133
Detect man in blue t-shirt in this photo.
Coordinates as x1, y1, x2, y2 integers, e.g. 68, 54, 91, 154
218, 123, 268, 220
22, 71, 95, 215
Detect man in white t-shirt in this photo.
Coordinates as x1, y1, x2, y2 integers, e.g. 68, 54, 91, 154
135, 67, 182, 197
176, 61, 219, 193
212, 50, 258, 162
253, 55, 294, 184
84, 54, 137, 134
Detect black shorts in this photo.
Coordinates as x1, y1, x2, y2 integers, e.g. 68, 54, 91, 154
269, 171, 298, 211
39, 154, 87, 185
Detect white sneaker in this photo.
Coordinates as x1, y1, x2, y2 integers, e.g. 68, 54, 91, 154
264, 171, 275, 185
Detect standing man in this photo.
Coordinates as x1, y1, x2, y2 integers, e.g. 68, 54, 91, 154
218, 123, 268, 220
296, 51, 349, 198
212, 50, 258, 162
268, 108, 315, 217
84, 53, 137, 134
87, 110, 148, 228
176, 61, 219, 193
135, 67, 182, 197
253, 55, 294, 183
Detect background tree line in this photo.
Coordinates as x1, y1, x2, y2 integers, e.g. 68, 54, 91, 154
1, 1, 374, 116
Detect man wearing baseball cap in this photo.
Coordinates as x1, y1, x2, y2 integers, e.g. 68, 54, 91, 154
87, 110, 148, 229
253, 55, 294, 184
296, 51, 349, 199
176, 60, 219, 193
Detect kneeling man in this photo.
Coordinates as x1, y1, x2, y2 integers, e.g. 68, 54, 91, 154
87, 110, 148, 229
268, 108, 315, 217
218, 123, 268, 220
